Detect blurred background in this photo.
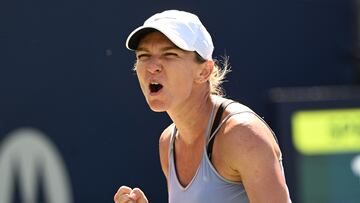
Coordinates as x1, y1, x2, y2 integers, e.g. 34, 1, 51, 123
0, 0, 360, 202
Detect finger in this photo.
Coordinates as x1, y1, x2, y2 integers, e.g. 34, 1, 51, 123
114, 194, 135, 203
117, 186, 133, 195
130, 188, 148, 203
114, 186, 133, 203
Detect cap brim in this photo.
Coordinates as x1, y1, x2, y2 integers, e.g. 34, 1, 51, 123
126, 27, 158, 50
126, 25, 193, 52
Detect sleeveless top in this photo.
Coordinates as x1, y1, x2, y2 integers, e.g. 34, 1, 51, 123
168, 100, 291, 203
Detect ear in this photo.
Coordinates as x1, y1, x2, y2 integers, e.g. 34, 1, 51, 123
195, 60, 214, 84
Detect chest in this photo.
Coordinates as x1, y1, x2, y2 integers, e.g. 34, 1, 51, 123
173, 141, 204, 187
169, 140, 249, 203
173, 137, 240, 187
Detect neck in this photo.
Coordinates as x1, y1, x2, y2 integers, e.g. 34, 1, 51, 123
168, 91, 216, 146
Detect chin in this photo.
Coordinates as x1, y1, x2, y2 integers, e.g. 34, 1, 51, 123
150, 108, 166, 113
147, 100, 167, 112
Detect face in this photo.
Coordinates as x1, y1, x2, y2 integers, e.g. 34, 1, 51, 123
134, 31, 204, 112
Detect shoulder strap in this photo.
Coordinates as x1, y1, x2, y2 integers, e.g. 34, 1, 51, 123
207, 99, 236, 158
207, 104, 282, 161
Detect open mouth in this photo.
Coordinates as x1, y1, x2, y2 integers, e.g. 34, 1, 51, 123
149, 82, 163, 93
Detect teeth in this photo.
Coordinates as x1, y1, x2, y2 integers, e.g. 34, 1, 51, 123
150, 82, 160, 85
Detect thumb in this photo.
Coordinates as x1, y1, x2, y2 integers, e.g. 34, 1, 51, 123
130, 188, 148, 203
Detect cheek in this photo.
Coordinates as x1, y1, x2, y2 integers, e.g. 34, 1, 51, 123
135, 63, 145, 78
170, 71, 194, 95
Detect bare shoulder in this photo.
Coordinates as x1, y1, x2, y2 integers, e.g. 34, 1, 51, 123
159, 123, 174, 148
158, 123, 175, 179
223, 102, 276, 146
220, 103, 282, 170
225, 101, 253, 113
213, 99, 291, 202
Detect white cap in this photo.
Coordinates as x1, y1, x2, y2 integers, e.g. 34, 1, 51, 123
126, 10, 214, 60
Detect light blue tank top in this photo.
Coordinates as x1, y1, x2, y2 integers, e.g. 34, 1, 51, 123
168, 103, 250, 203
168, 101, 291, 203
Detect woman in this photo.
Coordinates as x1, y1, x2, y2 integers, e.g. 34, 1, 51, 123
114, 10, 292, 203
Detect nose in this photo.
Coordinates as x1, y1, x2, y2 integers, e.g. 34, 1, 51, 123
147, 59, 162, 74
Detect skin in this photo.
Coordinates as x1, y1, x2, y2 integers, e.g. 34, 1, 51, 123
114, 31, 291, 203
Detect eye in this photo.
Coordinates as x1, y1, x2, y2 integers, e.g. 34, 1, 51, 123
136, 53, 150, 60
163, 52, 179, 58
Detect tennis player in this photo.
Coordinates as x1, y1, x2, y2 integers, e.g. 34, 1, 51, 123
114, 10, 292, 203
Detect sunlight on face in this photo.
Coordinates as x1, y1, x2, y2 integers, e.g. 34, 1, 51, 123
134, 31, 203, 112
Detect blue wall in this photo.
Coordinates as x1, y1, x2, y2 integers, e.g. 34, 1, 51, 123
0, 0, 357, 202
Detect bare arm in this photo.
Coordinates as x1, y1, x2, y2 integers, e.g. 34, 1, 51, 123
159, 124, 173, 187
222, 113, 291, 203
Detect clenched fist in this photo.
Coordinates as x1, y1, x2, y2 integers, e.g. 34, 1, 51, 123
114, 186, 149, 203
